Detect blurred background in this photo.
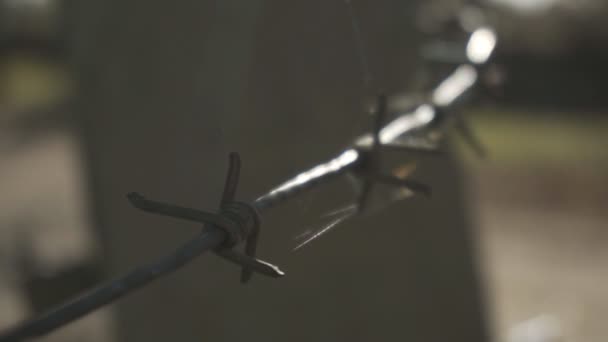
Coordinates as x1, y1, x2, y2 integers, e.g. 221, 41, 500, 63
0, 0, 606, 341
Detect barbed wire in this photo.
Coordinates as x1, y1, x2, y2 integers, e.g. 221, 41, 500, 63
0, 6, 498, 341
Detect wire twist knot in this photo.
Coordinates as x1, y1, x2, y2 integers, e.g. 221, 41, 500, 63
127, 152, 282, 283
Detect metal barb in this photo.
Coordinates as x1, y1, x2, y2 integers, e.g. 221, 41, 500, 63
356, 94, 386, 213
0, 152, 288, 341
221, 152, 241, 205
128, 153, 282, 283
356, 94, 432, 213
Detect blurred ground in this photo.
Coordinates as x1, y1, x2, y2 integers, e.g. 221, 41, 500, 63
0, 125, 114, 341
465, 110, 608, 342
0, 53, 113, 341
475, 165, 608, 342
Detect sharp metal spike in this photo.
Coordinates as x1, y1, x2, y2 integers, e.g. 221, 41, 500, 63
240, 229, 259, 283
372, 93, 387, 146
372, 174, 432, 197
216, 249, 284, 278
221, 152, 241, 205
127, 192, 228, 226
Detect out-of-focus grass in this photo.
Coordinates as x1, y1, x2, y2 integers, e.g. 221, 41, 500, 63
455, 108, 608, 165
0, 54, 71, 110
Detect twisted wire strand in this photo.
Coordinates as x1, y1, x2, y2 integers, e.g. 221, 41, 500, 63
0, 16, 497, 342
